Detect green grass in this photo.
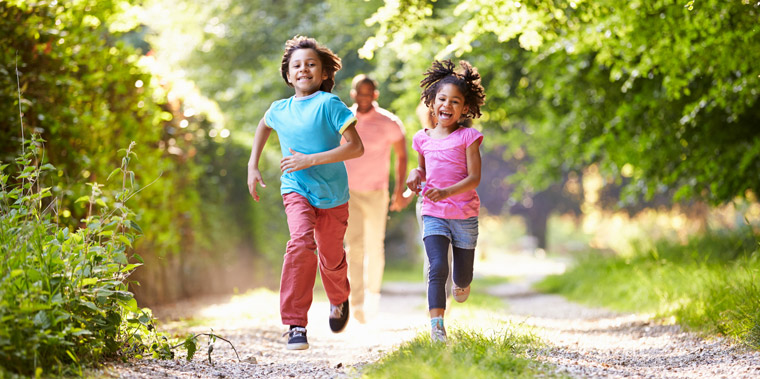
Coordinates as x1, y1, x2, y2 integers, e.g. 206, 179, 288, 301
536, 228, 760, 348
383, 260, 425, 283
360, 323, 562, 379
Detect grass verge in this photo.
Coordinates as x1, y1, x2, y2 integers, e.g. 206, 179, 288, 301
536, 228, 760, 348
360, 323, 560, 379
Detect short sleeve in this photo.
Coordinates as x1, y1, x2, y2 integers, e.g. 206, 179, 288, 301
264, 107, 273, 129
464, 128, 483, 148
389, 116, 406, 143
412, 130, 424, 154
326, 95, 356, 134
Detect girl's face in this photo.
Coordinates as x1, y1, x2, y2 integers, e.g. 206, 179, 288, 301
432, 83, 468, 129
286, 48, 328, 97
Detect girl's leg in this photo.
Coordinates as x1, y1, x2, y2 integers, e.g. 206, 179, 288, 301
452, 246, 475, 289
424, 234, 451, 317
281, 193, 319, 327
313, 201, 351, 306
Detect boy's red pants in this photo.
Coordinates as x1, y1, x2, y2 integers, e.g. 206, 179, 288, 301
280, 192, 351, 326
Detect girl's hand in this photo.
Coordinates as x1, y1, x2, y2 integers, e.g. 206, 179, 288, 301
280, 148, 313, 173
422, 187, 451, 202
247, 166, 266, 202
406, 168, 423, 194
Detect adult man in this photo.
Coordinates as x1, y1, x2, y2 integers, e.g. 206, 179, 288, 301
344, 74, 410, 323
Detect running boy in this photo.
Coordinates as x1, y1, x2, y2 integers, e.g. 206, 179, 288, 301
247, 36, 364, 350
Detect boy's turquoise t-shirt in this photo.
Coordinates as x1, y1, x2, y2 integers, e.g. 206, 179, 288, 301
264, 91, 356, 209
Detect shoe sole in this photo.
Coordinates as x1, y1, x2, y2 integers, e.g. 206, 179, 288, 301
286, 342, 309, 350
453, 286, 470, 303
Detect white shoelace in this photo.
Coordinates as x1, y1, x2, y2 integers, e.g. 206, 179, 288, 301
282, 327, 307, 338
330, 303, 344, 319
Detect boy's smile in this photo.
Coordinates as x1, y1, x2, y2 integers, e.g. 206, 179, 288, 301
287, 48, 328, 97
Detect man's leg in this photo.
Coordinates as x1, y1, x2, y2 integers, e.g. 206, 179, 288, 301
344, 192, 366, 312
364, 189, 389, 317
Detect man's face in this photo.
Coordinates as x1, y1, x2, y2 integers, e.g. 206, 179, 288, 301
352, 83, 376, 112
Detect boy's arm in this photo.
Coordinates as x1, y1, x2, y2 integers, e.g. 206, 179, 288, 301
280, 121, 364, 173
247, 117, 272, 202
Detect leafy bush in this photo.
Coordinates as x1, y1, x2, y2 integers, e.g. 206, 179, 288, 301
0, 137, 161, 376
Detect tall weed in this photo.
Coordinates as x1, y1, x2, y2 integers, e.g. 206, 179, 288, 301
0, 137, 162, 376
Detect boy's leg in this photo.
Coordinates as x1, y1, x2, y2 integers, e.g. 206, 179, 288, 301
344, 192, 366, 311
314, 202, 351, 306
280, 193, 319, 327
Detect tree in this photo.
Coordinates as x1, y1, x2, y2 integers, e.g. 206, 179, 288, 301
360, 0, 760, 205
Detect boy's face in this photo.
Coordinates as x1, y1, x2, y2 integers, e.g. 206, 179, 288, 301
351, 82, 377, 113
287, 48, 328, 97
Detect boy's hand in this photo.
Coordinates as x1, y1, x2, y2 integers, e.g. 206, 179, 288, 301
247, 166, 266, 202
280, 148, 313, 173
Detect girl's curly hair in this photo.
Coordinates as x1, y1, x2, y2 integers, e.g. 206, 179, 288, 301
280, 36, 342, 93
420, 60, 486, 123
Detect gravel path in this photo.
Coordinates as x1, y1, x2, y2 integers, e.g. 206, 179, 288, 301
97, 252, 760, 378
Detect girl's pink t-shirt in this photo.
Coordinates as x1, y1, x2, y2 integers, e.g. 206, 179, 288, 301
412, 126, 483, 219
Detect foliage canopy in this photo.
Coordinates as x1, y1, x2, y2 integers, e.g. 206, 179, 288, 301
361, 0, 760, 205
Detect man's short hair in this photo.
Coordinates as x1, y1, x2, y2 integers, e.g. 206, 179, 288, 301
351, 74, 378, 91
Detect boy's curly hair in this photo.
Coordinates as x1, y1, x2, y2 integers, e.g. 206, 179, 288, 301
420, 60, 486, 122
280, 36, 342, 93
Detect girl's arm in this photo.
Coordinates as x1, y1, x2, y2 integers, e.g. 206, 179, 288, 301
406, 153, 426, 194
280, 121, 363, 173
247, 117, 272, 202
424, 140, 481, 202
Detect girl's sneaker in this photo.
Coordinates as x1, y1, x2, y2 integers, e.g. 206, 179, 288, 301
430, 317, 447, 343
452, 284, 470, 303
283, 327, 309, 350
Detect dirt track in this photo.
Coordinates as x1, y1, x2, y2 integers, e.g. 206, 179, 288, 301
98, 252, 760, 378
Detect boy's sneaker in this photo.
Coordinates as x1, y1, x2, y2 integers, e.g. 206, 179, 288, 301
283, 327, 309, 350
430, 318, 447, 343
329, 300, 349, 333
453, 284, 470, 303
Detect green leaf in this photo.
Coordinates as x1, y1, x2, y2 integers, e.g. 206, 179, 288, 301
106, 168, 122, 182
75, 196, 90, 204
184, 336, 197, 361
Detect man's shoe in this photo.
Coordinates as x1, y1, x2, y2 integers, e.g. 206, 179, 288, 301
353, 307, 366, 324
329, 300, 349, 333
452, 284, 470, 303
283, 327, 309, 350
